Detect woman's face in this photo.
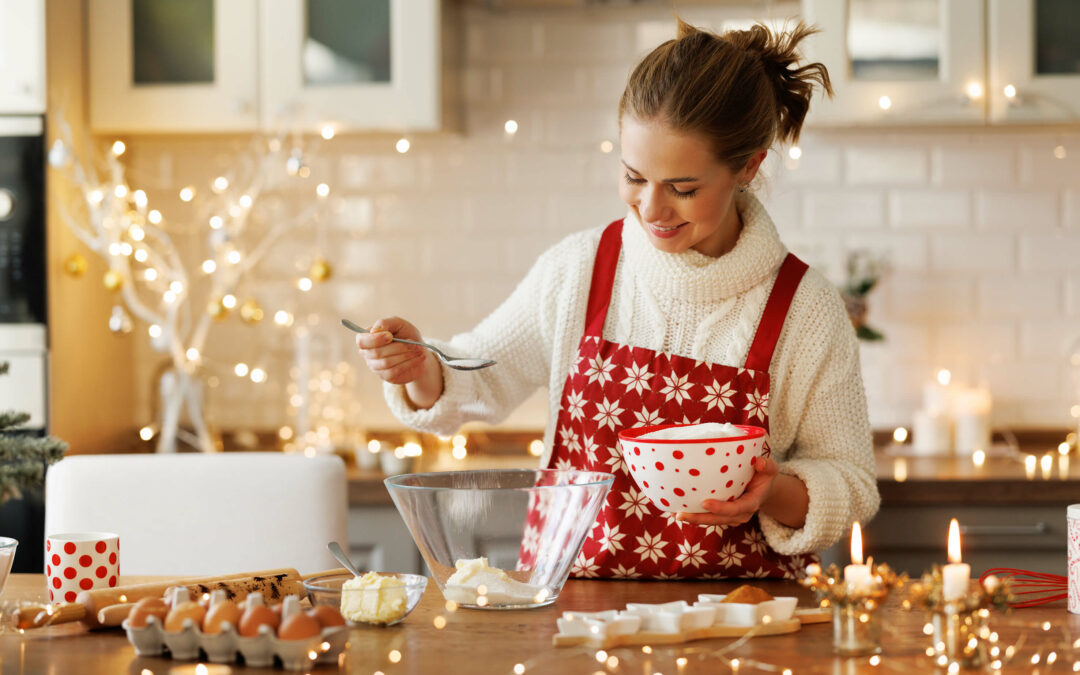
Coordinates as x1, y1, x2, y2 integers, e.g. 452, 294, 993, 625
618, 116, 764, 258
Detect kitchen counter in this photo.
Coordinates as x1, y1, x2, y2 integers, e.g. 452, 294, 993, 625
1, 573, 1074, 674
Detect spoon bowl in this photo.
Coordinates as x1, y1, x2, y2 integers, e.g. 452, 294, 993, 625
341, 319, 496, 371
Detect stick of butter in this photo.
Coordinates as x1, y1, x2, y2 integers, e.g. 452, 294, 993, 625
341, 572, 408, 624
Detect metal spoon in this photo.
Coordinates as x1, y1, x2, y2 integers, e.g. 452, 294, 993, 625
341, 319, 496, 371
327, 541, 363, 577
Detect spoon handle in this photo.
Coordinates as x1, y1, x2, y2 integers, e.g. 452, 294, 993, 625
327, 541, 363, 577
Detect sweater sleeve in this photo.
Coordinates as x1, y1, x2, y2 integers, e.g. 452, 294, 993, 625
381, 234, 588, 436
758, 276, 880, 556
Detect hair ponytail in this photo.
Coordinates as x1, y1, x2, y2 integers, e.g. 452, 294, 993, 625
620, 19, 832, 168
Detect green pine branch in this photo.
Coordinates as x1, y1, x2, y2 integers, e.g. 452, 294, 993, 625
0, 409, 67, 502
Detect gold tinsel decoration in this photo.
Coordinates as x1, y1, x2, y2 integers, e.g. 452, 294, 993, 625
63, 253, 88, 278
309, 258, 332, 282
239, 299, 264, 324
207, 298, 230, 320
103, 269, 124, 291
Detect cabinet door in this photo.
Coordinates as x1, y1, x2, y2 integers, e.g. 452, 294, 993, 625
803, 0, 985, 126
0, 0, 46, 114
988, 0, 1080, 123
88, 0, 259, 133
260, 0, 440, 132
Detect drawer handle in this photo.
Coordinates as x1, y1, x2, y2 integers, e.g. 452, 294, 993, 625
959, 523, 1049, 536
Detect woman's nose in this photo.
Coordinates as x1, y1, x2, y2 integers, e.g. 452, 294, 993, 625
639, 186, 669, 223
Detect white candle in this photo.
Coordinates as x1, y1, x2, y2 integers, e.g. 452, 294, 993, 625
953, 387, 992, 455
844, 522, 873, 593
912, 409, 952, 455
943, 518, 971, 602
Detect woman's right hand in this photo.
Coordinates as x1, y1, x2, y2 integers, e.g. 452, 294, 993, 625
355, 316, 444, 409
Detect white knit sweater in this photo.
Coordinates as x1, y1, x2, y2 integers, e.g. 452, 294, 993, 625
383, 193, 880, 556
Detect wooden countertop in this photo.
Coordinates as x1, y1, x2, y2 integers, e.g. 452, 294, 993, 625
2, 573, 1076, 674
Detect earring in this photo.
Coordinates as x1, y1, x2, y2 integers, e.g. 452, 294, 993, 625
737, 182, 751, 193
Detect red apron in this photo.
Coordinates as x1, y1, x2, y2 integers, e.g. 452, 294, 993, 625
546, 219, 814, 579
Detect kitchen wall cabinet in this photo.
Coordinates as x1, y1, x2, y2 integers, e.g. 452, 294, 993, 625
0, 0, 46, 114
88, 0, 440, 134
988, 0, 1080, 123
802, 0, 1080, 126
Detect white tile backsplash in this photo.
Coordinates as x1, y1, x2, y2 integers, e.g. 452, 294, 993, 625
126, 6, 1080, 434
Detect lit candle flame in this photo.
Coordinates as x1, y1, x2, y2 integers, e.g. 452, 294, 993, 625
948, 518, 962, 564
850, 521, 863, 565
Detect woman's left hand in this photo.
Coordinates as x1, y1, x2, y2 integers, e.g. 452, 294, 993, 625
676, 455, 779, 526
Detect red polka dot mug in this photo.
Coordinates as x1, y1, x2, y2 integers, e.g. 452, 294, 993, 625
617, 423, 766, 513
44, 532, 119, 604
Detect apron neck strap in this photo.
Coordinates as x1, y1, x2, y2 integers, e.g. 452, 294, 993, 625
583, 220, 625, 338
744, 253, 809, 373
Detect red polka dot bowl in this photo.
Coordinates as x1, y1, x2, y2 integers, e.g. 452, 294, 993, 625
45, 532, 119, 604
617, 423, 766, 513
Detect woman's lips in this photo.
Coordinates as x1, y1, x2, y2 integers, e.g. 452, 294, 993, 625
648, 221, 689, 239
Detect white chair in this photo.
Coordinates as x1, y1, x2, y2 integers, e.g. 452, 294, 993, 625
44, 452, 347, 576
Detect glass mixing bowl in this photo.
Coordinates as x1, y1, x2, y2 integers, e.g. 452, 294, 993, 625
385, 469, 613, 610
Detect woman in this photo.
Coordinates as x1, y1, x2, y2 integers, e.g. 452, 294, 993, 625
356, 19, 879, 579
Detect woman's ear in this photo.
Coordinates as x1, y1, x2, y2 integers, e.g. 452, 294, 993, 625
741, 149, 768, 183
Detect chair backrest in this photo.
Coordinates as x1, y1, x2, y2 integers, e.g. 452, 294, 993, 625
44, 453, 347, 576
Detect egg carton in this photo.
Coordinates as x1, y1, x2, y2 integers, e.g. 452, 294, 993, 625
122, 592, 349, 671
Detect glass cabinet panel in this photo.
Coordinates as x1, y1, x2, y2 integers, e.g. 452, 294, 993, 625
1034, 0, 1080, 75
847, 0, 940, 80
303, 0, 390, 86
132, 0, 214, 84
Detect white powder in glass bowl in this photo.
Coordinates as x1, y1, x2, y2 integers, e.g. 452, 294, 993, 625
637, 422, 745, 441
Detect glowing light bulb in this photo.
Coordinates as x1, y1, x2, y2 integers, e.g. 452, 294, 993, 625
114, 185, 128, 199
186, 348, 200, 361
965, 82, 983, 100
298, 277, 313, 291
320, 125, 335, 140
239, 194, 253, 208
212, 176, 229, 193
129, 225, 145, 241
504, 120, 518, 135
143, 267, 157, 281
878, 95, 892, 110
788, 146, 802, 160
529, 439, 544, 457
274, 310, 293, 326
972, 449, 986, 467
1003, 84, 1017, 99
202, 259, 216, 274
226, 250, 242, 264
316, 183, 330, 197
250, 367, 266, 383
148, 324, 162, 338
89, 189, 104, 204
139, 426, 154, 440
134, 190, 147, 208
937, 369, 951, 386
222, 294, 237, 309
169, 281, 183, 294
599, 140, 613, 153
395, 138, 410, 153
893, 427, 908, 443
209, 216, 224, 229
134, 249, 149, 263
148, 210, 162, 224
1054, 145, 1067, 160
179, 187, 195, 202
111, 140, 126, 155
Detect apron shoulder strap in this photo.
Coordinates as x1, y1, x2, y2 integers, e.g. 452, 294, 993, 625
744, 253, 809, 372
583, 220, 624, 338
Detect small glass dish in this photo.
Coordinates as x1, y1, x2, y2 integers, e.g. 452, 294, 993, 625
0, 538, 17, 596
303, 571, 428, 626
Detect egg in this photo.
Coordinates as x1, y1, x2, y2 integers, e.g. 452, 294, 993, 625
307, 605, 346, 628
203, 599, 242, 635
164, 601, 206, 632
277, 611, 322, 641
127, 597, 168, 629
238, 604, 280, 637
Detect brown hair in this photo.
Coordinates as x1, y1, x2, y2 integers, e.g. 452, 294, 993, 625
619, 18, 832, 170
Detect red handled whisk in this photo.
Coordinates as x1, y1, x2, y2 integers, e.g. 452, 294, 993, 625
980, 568, 1067, 608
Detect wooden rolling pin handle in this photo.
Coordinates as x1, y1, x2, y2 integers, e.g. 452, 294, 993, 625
97, 602, 134, 627
27, 602, 86, 628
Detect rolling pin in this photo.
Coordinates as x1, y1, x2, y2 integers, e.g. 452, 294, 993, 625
20, 567, 304, 630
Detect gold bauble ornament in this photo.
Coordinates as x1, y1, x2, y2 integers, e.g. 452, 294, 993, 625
239, 299, 264, 324
207, 298, 230, 320
64, 253, 88, 278
309, 258, 332, 282
103, 269, 124, 291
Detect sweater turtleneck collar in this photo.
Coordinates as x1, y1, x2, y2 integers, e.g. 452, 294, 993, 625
621, 192, 788, 304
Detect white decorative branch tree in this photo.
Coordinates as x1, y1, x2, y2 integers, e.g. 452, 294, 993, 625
49, 118, 333, 452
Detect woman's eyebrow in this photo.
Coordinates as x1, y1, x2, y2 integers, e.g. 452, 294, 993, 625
620, 160, 699, 183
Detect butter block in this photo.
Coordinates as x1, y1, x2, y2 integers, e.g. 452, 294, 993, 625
340, 572, 408, 624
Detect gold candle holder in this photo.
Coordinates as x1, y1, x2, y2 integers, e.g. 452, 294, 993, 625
903, 567, 1012, 671
801, 562, 905, 657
